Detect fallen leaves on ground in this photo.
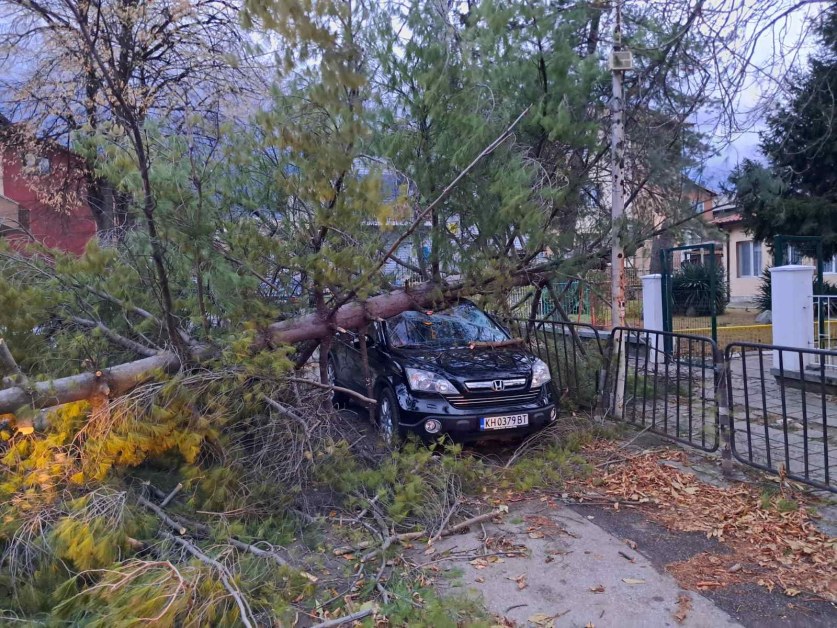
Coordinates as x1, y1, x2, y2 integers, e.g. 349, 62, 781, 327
507, 573, 527, 589
485, 534, 529, 557
528, 612, 554, 627
469, 556, 505, 570
673, 593, 692, 624
589, 584, 606, 593
666, 552, 752, 592
527, 609, 570, 627
582, 443, 837, 601
524, 514, 567, 539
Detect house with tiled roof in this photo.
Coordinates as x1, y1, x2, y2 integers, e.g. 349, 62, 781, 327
709, 202, 766, 303
711, 197, 837, 303
0, 114, 96, 254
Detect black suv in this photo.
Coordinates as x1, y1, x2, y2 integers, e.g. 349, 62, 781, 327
328, 302, 556, 444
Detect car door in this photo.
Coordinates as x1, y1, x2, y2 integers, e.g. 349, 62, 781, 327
330, 332, 356, 388
341, 324, 388, 394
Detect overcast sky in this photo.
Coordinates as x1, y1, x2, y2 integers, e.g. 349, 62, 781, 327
693, 2, 822, 191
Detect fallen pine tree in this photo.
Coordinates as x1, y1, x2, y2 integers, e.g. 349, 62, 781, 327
0, 0, 728, 621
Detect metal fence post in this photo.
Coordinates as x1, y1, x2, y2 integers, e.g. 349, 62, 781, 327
597, 332, 615, 421
715, 345, 733, 477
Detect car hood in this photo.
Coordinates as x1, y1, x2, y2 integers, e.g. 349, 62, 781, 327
394, 346, 535, 380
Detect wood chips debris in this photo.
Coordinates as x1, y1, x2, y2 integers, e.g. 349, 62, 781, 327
581, 443, 837, 601
673, 593, 692, 624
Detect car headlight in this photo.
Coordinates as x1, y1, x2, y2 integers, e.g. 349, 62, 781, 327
531, 358, 551, 388
405, 368, 457, 394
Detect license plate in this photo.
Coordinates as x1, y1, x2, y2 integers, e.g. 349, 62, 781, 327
480, 414, 529, 431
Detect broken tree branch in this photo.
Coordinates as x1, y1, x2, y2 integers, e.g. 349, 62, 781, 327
0, 338, 27, 385
137, 495, 187, 535
160, 483, 183, 508
0, 352, 180, 416
260, 394, 311, 435
228, 538, 289, 568
324, 107, 532, 319
285, 377, 377, 406
70, 317, 160, 358
311, 608, 374, 628
467, 338, 525, 350
162, 532, 256, 628
333, 508, 506, 558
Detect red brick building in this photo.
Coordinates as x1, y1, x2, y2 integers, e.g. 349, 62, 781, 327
0, 116, 96, 254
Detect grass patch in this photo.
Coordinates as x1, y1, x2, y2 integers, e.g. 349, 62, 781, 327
380, 575, 491, 627
759, 487, 799, 513
776, 498, 799, 513
502, 443, 591, 492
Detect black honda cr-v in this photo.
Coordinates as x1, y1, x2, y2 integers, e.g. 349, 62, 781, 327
328, 301, 556, 444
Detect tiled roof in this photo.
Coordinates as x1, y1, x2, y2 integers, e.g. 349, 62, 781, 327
713, 212, 742, 226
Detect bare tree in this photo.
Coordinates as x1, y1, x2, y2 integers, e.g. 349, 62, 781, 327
0, 0, 262, 349
0, 0, 257, 232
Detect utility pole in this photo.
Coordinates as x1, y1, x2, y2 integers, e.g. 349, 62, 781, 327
610, 0, 630, 415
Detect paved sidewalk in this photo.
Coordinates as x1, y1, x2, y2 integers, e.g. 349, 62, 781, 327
427, 501, 740, 628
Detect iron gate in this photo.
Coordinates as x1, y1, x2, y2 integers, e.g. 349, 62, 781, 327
506, 315, 836, 492
608, 327, 721, 452
660, 243, 720, 348
726, 342, 834, 491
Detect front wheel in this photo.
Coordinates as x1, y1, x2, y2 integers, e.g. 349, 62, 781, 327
376, 387, 403, 447
327, 358, 347, 408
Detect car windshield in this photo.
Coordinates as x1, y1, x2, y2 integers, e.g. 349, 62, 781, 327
385, 304, 508, 349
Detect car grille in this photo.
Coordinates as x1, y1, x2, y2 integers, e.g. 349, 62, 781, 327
463, 378, 528, 392
446, 390, 540, 409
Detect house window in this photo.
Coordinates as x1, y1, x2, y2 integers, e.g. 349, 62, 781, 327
24, 153, 50, 175
786, 244, 803, 265
786, 245, 837, 272
737, 241, 762, 277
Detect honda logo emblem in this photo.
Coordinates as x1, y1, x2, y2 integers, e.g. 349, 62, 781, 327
492, 380, 505, 391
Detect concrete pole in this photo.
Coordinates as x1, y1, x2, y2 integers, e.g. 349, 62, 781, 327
770, 265, 815, 372
611, 1, 627, 413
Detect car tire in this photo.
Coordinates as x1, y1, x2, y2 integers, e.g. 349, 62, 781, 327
327, 357, 347, 408
376, 387, 403, 447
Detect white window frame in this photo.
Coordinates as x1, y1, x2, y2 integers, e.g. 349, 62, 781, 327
787, 245, 837, 273
737, 240, 762, 278
786, 244, 803, 265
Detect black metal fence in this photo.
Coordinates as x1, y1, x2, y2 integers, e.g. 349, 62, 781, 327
726, 342, 834, 491
608, 327, 720, 452
505, 320, 835, 492
504, 318, 606, 411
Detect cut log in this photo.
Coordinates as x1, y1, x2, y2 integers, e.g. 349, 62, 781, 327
0, 352, 180, 416
268, 281, 465, 345
0, 272, 539, 416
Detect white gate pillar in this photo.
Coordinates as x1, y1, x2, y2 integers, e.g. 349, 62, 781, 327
770, 265, 814, 371
642, 274, 664, 362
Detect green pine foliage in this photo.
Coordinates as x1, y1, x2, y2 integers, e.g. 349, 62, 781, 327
730, 9, 837, 257
0, 0, 730, 623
